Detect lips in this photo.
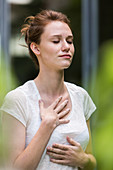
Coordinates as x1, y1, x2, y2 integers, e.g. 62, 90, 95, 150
59, 54, 71, 58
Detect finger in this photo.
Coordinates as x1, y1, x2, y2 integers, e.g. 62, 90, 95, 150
52, 143, 69, 151
50, 158, 69, 165
47, 152, 66, 160
66, 136, 80, 146
50, 96, 62, 109
58, 108, 70, 118
55, 100, 68, 113
59, 119, 70, 125
47, 146, 66, 155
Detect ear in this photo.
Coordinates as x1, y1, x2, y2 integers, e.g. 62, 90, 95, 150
30, 42, 40, 55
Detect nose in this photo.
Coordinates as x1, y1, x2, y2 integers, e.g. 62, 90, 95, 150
61, 40, 70, 52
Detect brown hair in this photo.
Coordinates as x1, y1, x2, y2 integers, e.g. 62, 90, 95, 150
21, 9, 71, 66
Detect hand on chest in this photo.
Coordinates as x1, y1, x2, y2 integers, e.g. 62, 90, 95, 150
41, 91, 72, 119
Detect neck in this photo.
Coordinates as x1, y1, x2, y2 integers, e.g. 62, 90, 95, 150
34, 69, 65, 97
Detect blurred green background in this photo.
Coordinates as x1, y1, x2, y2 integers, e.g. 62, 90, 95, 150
92, 40, 113, 170
0, 0, 113, 169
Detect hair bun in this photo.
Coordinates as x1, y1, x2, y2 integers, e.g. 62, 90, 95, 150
21, 16, 35, 43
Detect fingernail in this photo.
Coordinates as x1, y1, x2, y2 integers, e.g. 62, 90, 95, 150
67, 136, 71, 140
47, 146, 49, 149
65, 100, 68, 103
67, 108, 70, 111
52, 143, 56, 147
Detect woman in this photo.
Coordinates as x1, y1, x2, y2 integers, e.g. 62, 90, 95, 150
0, 10, 96, 170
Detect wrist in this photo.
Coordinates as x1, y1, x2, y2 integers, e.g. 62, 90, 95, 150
84, 153, 90, 167
80, 153, 90, 169
41, 119, 55, 132
80, 153, 96, 170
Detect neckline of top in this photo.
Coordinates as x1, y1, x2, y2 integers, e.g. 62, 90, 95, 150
31, 80, 74, 119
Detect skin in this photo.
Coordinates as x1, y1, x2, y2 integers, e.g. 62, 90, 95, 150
2, 20, 96, 170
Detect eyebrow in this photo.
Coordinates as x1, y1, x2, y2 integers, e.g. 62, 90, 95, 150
50, 35, 73, 39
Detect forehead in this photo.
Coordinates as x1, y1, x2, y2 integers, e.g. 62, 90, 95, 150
43, 21, 72, 37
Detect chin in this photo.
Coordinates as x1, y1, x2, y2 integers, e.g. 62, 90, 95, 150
55, 60, 72, 70
62, 61, 72, 69
61, 63, 71, 70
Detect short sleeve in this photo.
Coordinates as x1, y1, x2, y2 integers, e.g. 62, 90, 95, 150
0, 90, 28, 127
83, 90, 96, 120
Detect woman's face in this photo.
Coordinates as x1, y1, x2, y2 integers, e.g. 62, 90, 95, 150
37, 21, 75, 71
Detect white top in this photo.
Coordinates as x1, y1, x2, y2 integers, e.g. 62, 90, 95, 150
0, 80, 96, 170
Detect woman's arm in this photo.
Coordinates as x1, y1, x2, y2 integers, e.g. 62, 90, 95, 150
2, 97, 70, 170
3, 113, 53, 170
47, 119, 96, 170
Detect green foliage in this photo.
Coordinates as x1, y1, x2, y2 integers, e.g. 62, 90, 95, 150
92, 40, 113, 170
0, 54, 18, 106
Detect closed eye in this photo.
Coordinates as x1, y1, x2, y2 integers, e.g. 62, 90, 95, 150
53, 40, 60, 44
67, 40, 73, 44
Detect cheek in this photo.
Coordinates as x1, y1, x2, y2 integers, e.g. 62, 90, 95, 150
40, 47, 56, 60
71, 45, 75, 55
47, 45, 60, 56
45, 44, 57, 53
40, 43, 60, 57
40, 47, 52, 56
